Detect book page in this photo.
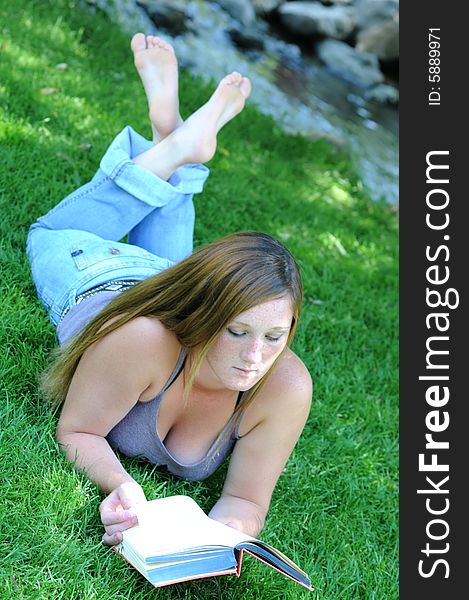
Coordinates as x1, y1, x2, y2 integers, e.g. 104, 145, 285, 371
124, 496, 256, 561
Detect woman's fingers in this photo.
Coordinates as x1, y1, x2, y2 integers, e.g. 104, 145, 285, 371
117, 481, 147, 508
100, 508, 136, 527
105, 514, 137, 535
101, 505, 138, 540
99, 482, 146, 546
104, 519, 136, 537
102, 530, 123, 546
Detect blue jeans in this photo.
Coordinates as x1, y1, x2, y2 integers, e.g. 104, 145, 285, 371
27, 126, 209, 326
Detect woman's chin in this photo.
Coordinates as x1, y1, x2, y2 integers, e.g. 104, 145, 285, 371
227, 370, 263, 391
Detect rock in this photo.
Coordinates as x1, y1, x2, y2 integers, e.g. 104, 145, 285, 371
278, 1, 356, 40
356, 16, 399, 61
87, 0, 156, 34
228, 26, 265, 50
136, 0, 190, 35
252, 0, 283, 15
322, 0, 354, 5
365, 83, 399, 105
212, 0, 257, 27
354, 0, 398, 31
316, 39, 384, 88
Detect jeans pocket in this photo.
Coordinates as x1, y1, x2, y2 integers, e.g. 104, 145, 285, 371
70, 241, 154, 271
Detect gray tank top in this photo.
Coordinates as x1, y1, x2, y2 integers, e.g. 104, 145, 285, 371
58, 292, 244, 481
107, 347, 244, 481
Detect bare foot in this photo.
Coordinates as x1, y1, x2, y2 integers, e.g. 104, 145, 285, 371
132, 72, 251, 180
170, 72, 252, 164
131, 32, 183, 143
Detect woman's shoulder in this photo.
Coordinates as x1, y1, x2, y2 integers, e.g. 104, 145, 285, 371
90, 315, 183, 400
237, 350, 312, 438
114, 315, 175, 343
265, 349, 313, 401
96, 315, 181, 369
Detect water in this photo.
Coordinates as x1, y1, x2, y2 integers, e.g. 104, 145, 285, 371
248, 31, 399, 204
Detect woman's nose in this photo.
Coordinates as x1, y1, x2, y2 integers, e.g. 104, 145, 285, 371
240, 340, 263, 364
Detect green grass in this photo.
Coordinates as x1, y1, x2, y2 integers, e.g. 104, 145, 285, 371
0, 1, 398, 598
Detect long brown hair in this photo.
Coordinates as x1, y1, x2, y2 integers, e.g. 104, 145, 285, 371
42, 231, 303, 430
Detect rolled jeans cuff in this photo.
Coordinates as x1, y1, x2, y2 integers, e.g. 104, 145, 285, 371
99, 126, 210, 206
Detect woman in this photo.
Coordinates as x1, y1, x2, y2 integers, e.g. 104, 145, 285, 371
27, 34, 312, 546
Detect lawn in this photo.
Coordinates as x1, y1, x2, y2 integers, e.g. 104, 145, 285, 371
0, 1, 398, 598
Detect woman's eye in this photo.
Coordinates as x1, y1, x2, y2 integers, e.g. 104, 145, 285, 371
228, 328, 244, 337
227, 329, 284, 342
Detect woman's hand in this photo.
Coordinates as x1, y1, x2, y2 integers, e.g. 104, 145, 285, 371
99, 481, 147, 546
208, 495, 266, 538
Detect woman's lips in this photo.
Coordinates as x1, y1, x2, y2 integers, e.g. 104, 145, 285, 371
234, 367, 258, 376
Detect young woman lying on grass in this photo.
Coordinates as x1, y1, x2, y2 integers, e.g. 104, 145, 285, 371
27, 33, 312, 547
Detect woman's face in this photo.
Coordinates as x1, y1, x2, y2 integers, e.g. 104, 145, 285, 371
200, 296, 294, 391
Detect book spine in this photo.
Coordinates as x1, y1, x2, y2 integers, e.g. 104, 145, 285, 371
242, 549, 314, 591
236, 549, 244, 576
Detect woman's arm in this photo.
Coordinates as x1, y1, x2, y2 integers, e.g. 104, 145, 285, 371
57, 427, 145, 546
56, 316, 178, 544
57, 317, 162, 487
208, 351, 312, 537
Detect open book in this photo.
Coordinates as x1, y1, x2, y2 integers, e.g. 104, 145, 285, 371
113, 495, 313, 590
